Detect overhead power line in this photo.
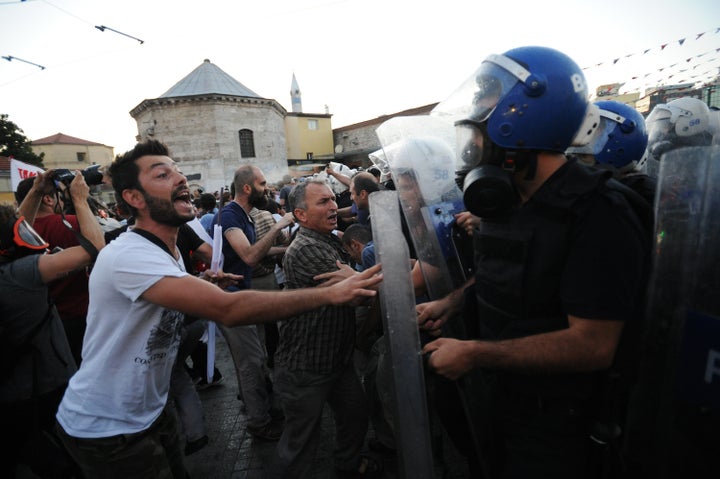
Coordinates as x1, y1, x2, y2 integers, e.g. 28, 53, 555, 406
2, 55, 45, 70
95, 25, 144, 44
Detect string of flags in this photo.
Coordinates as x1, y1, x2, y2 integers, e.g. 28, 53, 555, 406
582, 27, 720, 91
582, 27, 719, 70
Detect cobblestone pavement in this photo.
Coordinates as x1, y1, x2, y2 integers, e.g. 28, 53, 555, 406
184, 333, 471, 479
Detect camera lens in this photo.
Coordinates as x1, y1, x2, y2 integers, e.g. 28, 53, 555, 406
82, 164, 104, 186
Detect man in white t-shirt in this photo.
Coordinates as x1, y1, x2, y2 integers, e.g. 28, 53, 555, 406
55, 140, 382, 479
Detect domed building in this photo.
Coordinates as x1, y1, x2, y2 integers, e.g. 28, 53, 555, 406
130, 59, 289, 193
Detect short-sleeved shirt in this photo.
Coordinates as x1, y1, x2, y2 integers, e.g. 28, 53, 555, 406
249, 207, 285, 278
361, 241, 376, 270
276, 227, 354, 373
33, 214, 89, 319
199, 210, 217, 233
213, 201, 254, 289
56, 232, 188, 438
177, 223, 205, 275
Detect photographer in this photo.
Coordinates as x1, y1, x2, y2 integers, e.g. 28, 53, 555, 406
15, 167, 105, 365
1, 170, 105, 478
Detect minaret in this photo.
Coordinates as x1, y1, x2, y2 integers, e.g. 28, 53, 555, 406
290, 73, 302, 113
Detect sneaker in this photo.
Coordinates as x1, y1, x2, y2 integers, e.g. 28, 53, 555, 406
184, 435, 209, 456
196, 371, 224, 390
247, 419, 283, 441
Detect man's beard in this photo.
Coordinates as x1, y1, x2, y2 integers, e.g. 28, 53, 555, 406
143, 190, 193, 227
248, 186, 268, 209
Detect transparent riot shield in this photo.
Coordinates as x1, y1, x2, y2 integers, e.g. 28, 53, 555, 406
375, 116, 469, 299
370, 190, 434, 478
625, 146, 719, 477
374, 116, 489, 477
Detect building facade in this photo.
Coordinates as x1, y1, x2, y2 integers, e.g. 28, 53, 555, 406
30, 133, 114, 171
130, 59, 290, 194
332, 103, 438, 169
30, 133, 115, 203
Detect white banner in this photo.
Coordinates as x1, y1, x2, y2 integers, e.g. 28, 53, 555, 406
10, 158, 45, 191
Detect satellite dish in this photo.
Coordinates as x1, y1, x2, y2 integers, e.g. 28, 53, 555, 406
334, 144, 344, 154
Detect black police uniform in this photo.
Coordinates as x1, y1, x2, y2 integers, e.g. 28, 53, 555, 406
470, 159, 649, 478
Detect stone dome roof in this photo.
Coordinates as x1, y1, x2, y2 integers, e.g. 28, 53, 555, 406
160, 59, 261, 98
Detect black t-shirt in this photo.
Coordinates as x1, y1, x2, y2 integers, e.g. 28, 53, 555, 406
176, 223, 204, 275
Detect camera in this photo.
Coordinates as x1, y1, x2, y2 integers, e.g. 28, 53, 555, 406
52, 164, 104, 187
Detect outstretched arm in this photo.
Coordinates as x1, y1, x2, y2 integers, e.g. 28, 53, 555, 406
142, 263, 383, 326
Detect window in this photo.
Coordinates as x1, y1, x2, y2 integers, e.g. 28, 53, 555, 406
308, 119, 318, 131
239, 129, 256, 158
76, 152, 87, 162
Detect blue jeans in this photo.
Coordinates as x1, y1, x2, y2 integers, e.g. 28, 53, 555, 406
55, 408, 187, 479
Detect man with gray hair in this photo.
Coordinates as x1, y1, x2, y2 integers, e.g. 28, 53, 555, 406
269, 180, 382, 478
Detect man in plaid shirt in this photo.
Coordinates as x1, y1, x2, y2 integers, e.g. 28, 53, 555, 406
269, 179, 382, 478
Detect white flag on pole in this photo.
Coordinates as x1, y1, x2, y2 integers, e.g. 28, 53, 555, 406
206, 223, 224, 383
10, 158, 45, 191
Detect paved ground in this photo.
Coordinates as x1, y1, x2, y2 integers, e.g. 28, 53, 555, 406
184, 333, 471, 479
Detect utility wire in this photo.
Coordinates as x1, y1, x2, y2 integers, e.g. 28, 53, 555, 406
2, 55, 45, 70
40, 0, 144, 43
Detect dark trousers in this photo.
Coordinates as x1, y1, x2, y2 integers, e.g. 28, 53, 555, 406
268, 364, 369, 478
1, 386, 78, 478
490, 389, 592, 479
55, 407, 187, 479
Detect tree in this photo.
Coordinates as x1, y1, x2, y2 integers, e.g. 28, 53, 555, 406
0, 113, 45, 167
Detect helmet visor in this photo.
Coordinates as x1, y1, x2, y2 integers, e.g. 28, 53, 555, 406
468, 60, 523, 123
432, 54, 523, 125
14, 216, 49, 250
647, 115, 674, 155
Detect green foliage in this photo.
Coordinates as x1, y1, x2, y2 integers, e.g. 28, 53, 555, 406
0, 114, 45, 167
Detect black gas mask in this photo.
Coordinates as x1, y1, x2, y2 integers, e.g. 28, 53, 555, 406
455, 120, 537, 219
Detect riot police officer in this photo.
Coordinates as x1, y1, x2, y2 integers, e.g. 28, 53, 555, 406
567, 99, 656, 206
419, 46, 651, 478
645, 96, 718, 177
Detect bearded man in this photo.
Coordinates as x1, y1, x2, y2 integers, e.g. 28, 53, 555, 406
211, 164, 295, 440
55, 140, 381, 478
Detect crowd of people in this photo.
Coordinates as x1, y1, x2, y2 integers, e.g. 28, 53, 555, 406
2, 43, 719, 479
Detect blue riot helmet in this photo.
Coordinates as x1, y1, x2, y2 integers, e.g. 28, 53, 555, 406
646, 97, 713, 162
568, 100, 648, 172
437, 46, 590, 218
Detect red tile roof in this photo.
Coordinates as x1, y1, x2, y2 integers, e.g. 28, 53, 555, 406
31, 133, 107, 147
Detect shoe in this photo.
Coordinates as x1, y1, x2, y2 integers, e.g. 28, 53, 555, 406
336, 454, 384, 478
196, 371, 224, 390
247, 419, 283, 441
184, 435, 209, 456
368, 438, 396, 456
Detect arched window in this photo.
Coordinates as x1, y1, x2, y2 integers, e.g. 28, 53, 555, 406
239, 129, 256, 158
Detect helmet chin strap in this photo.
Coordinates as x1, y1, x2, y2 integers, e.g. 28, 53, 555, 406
500, 149, 538, 181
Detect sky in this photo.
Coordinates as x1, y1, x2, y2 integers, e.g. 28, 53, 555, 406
1, 0, 718, 157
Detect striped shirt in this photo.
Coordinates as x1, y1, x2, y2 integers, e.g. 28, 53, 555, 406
276, 226, 354, 373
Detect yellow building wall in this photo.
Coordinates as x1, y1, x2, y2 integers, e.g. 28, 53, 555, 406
284, 116, 334, 161
32, 144, 115, 171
